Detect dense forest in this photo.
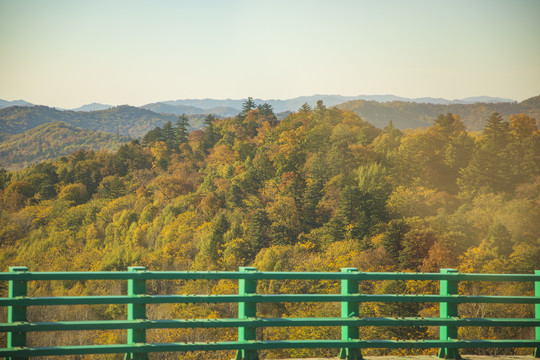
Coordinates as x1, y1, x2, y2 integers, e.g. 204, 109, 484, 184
0, 122, 131, 170
0, 100, 539, 358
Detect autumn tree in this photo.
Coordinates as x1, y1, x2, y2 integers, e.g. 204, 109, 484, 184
372, 121, 402, 160
58, 183, 89, 205
3, 180, 35, 210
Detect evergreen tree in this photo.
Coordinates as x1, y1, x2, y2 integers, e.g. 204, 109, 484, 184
226, 183, 243, 207
302, 154, 327, 230
459, 113, 513, 194
299, 103, 312, 112
381, 220, 409, 260
242, 97, 256, 114
203, 114, 218, 151
315, 100, 326, 112
303, 180, 324, 231
29, 162, 59, 199
483, 112, 509, 148
0, 167, 9, 190
337, 185, 362, 224
257, 103, 275, 118
433, 113, 466, 140
142, 126, 163, 146
488, 223, 513, 257
175, 114, 190, 145
162, 121, 176, 149
246, 209, 270, 256
208, 213, 230, 262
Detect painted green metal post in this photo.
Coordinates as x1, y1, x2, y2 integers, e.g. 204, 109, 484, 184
339, 268, 363, 360
125, 267, 148, 360
8, 266, 28, 360
236, 267, 259, 360
438, 268, 461, 359
534, 270, 539, 358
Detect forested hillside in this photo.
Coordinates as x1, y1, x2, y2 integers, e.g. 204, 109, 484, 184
0, 122, 130, 170
0, 105, 205, 138
338, 95, 540, 130
2, 96, 538, 143
0, 101, 538, 358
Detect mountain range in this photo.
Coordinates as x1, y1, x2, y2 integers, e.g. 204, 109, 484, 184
1, 94, 538, 169
0, 99, 34, 108
1, 95, 538, 138
140, 102, 240, 117
0, 94, 517, 114
70, 102, 114, 112
158, 95, 516, 113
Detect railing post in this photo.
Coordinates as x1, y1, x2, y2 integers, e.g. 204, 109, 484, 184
438, 268, 461, 359
125, 266, 147, 360
534, 270, 539, 358
8, 266, 28, 360
339, 267, 363, 360
236, 267, 259, 360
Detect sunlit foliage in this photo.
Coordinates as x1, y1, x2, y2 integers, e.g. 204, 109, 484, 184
0, 101, 538, 357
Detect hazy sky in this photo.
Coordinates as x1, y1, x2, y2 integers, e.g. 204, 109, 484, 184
1, 0, 539, 108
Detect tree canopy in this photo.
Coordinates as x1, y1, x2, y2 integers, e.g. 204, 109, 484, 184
0, 105, 538, 358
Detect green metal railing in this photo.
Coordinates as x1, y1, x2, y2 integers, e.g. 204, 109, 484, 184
0, 267, 539, 359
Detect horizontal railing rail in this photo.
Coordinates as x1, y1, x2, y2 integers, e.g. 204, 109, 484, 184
1, 339, 537, 357
0, 271, 536, 281
2, 317, 539, 332
1, 294, 538, 306
0, 340, 538, 358
0, 266, 538, 360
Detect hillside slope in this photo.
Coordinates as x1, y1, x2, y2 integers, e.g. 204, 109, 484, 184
0, 122, 130, 169
337, 95, 540, 130
0, 105, 204, 138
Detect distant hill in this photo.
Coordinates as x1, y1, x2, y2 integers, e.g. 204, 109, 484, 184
337, 95, 539, 130
163, 98, 244, 109
1, 94, 517, 115
163, 95, 516, 113
141, 102, 240, 117
204, 106, 240, 117
0, 105, 204, 138
458, 96, 516, 104
0, 95, 530, 136
0, 122, 130, 170
0, 99, 34, 109
163, 96, 356, 112
70, 103, 113, 111
140, 102, 203, 115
